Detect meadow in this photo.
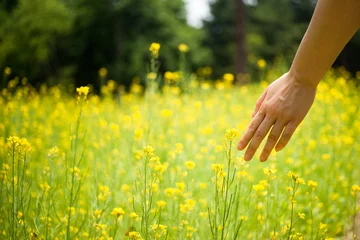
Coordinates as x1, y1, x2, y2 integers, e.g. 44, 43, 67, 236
1, 45, 360, 240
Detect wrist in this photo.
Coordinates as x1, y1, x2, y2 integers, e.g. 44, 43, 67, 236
287, 69, 319, 90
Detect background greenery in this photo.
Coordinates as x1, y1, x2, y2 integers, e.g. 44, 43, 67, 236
0, 0, 359, 88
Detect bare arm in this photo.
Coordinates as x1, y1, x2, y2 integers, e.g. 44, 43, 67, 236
290, 0, 360, 88
237, 0, 360, 162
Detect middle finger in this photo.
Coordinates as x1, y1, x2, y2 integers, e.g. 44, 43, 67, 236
244, 116, 275, 161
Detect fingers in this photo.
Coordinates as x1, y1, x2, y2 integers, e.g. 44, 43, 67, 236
237, 112, 265, 151
259, 121, 285, 162
252, 90, 267, 118
243, 116, 275, 161
275, 121, 299, 152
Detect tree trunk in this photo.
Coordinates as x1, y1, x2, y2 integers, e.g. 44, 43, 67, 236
234, 0, 246, 81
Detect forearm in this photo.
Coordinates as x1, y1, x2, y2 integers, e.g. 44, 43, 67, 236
289, 0, 360, 88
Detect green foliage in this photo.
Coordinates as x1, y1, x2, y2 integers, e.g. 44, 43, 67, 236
203, 0, 236, 77
247, 0, 311, 63
204, 0, 316, 78
0, 0, 73, 83
0, 0, 210, 88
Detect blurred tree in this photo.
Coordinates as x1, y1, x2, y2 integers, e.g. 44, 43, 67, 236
110, 0, 210, 87
0, 0, 73, 86
203, 0, 236, 78
235, 0, 246, 75
0, 0, 211, 89
204, 0, 313, 79
205, 0, 360, 79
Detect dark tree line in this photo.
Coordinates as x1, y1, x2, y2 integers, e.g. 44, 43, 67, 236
0, 0, 359, 89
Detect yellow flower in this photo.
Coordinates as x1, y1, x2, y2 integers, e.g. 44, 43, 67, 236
147, 72, 157, 80
93, 209, 103, 218
2, 163, 9, 170
157, 200, 167, 208
176, 182, 185, 191
178, 43, 189, 53
76, 86, 90, 97
351, 184, 360, 196
151, 183, 159, 192
298, 213, 305, 219
4, 67, 11, 76
6, 136, 31, 153
184, 161, 195, 170
164, 188, 175, 197
148, 156, 161, 168
48, 147, 59, 157
308, 180, 318, 191
225, 128, 238, 141
111, 207, 125, 217
296, 178, 305, 184
40, 182, 51, 192
237, 171, 248, 179
98, 67, 108, 78
253, 184, 265, 193
143, 145, 155, 157
149, 42, 161, 56
239, 215, 248, 221
263, 167, 277, 176
257, 59, 267, 69
319, 223, 327, 230
128, 231, 141, 239
223, 73, 234, 82
281, 225, 288, 235
211, 164, 224, 172
164, 71, 180, 83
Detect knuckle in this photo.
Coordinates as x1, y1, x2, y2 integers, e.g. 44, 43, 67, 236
268, 133, 277, 142
249, 122, 257, 132
246, 146, 255, 154
282, 133, 292, 141
256, 100, 262, 108
282, 112, 294, 120
268, 106, 280, 117
259, 103, 268, 113
254, 131, 264, 140
255, 100, 260, 107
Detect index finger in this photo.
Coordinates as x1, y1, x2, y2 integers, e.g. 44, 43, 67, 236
237, 112, 265, 151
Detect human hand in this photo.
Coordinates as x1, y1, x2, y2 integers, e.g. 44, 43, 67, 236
237, 72, 317, 161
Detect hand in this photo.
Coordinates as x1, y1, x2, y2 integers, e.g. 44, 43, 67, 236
237, 72, 316, 162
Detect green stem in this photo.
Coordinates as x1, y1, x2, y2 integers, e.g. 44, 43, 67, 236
214, 173, 218, 239
11, 145, 15, 240
310, 192, 314, 240
221, 141, 232, 240
66, 98, 83, 239
353, 193, 358, 239
113, 217, 119, 239
288, 182, 297, 240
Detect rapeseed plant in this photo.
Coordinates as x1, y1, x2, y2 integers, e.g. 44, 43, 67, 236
1, 46, 360, 239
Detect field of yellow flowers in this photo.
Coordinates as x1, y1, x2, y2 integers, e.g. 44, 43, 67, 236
1, 46, 360, 239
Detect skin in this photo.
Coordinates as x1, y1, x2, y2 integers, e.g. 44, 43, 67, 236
237, 0, 360, 162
